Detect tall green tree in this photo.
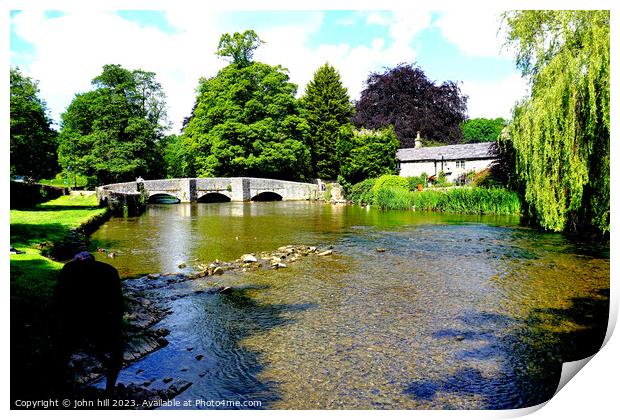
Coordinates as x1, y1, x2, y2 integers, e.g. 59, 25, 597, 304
503, 11, 610, 234
460, 117, 506, 143
10, 67, 58, 180
57, 64, 168, 186
337, 127, 400, 185
301, 63, 354, 179
181, 31, 311, 180
216, 30, 264, 67
161, 134, 189, 178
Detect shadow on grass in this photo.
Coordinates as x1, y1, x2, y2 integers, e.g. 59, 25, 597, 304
36, 204, 102, 212
404, 289, 609, 409
10, 223, 69, 249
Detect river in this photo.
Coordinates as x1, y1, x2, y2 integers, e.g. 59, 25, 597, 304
89, 202, 609, 409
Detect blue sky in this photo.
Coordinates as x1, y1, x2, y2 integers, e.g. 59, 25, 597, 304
10, 9, 528, 133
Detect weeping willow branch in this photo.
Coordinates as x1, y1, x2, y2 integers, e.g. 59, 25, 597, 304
503, 10, 609, 234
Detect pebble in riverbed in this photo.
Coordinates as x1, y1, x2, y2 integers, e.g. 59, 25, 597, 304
143, 245, 335, 284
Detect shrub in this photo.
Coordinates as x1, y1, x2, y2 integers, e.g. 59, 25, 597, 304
338, 127, 399, 185
372, 175, 409, 203
432, 171, 451, 187
406, 173, 429, 191
473, 168, 501, 188
337, 175, 352, 197
348, 178, 377, 204
372, 175, 409, 192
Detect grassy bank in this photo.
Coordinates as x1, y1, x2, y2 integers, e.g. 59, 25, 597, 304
11, 193, 108, 309
349, 175, 521, 216
10, 194, 108, 398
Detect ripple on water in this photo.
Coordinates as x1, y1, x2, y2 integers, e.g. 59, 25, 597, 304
90, 203, 609, 409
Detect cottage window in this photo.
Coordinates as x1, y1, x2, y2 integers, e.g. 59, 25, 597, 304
456, 160, 466, 169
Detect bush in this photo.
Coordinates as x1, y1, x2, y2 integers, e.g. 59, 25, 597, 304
375, 186, 412, 210
348, 178, 377, 204
337, 175, 352, 197
372, 174, 409, 199
406, 173, 428, 191
432, 171, 451, 188
473, 168, 501, 188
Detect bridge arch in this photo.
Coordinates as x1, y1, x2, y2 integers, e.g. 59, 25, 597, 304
251, 191, 283, 201
148, 193, 181, 204
197, 192, 231, 203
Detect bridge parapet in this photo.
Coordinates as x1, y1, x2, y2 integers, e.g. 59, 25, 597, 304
97, 177, 319, 212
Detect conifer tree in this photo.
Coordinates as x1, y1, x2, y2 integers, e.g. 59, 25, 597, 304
301, 63, 353, 179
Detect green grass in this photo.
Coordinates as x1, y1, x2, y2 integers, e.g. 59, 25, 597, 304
371, 185, 521, 215
11, 194, 109, 398
10, 194, 106, 251
38, 173, 88, 188
410, 187, 521, 215
11, 194, 107, 299
375, 186, 413, 210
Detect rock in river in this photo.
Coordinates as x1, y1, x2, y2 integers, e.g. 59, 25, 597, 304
241, 254, 258, 263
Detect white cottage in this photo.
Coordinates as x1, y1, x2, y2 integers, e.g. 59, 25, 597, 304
396, 134, 496, 182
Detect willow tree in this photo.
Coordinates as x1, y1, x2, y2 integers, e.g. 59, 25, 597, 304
503, 11, 610, 234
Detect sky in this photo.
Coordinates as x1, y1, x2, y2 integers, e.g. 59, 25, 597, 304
9, 7, 530, 134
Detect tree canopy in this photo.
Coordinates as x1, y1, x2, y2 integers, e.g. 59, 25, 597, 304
10, 67, 58, 180
352, 64, 468, 147
181, 34, 311, 180
57, 64, 168, 186
216, 30, 264, 67
301, 63, 354, 179
460, 118, 506, 143
503, 10, 610, 234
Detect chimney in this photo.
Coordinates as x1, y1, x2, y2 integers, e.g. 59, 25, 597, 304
414, 131, 422, 149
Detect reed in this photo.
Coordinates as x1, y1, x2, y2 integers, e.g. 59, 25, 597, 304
410, 187, 521, 215
374, 186, 412, 210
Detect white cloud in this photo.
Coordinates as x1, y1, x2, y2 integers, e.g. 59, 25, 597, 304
254, 10, 432, 100
366, 12, 388, 26
461, 73, 529, 119
434, 9, 510, 57
11, 10, 226, 133
11, 8, 524, 135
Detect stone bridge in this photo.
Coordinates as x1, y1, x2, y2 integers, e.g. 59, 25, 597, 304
97, 177, 320, 211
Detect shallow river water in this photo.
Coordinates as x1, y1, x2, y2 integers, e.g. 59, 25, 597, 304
90, 202, 609, 409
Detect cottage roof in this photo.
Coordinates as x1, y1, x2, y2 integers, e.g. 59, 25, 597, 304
396, 142, 496, 162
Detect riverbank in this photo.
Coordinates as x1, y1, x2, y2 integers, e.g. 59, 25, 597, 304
347, 175, 521, 215
10, 194, 109, 307
10, 194, 110, 401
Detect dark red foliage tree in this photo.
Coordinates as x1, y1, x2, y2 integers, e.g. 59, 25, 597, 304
352, 64, 468, 147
